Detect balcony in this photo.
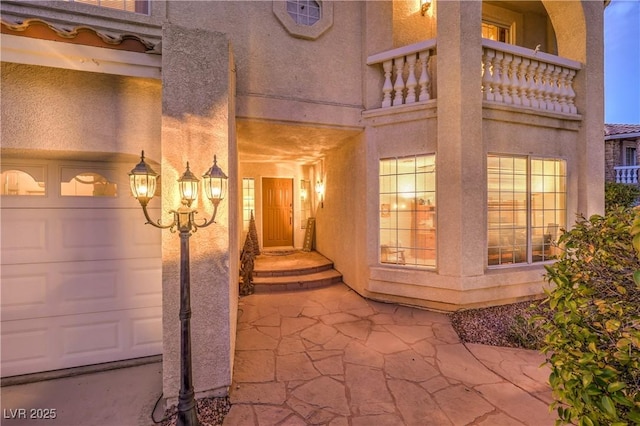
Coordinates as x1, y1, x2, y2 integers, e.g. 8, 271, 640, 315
367, 38, 582, 117
614, 166, 640, 184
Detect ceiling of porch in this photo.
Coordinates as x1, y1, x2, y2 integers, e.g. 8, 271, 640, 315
237, 119, 362, 164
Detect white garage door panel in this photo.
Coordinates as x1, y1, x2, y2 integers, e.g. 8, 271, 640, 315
1, 327, 51, 364
0, 215, 49, 259
1, 307, 162, 377
1, 159, 164, 377
1, 208, 161, 265
1, 258, 161, 321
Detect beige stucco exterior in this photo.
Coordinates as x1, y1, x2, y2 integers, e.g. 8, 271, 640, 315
1, 0, 605, 404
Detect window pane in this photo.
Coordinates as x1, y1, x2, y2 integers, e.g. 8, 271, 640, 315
70, 0, 149, 14
1, 169, 45, 196
242, 178, 255, 233
379, 154, 436, 268
286, 0, 321, 26
61, 172, 117, 197
486, 154, 528, 266
490, 155, 566, 266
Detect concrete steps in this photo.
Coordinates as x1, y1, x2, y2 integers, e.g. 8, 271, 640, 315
252, 251, 343, 293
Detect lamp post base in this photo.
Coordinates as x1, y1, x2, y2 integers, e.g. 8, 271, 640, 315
176, 393, 200, 426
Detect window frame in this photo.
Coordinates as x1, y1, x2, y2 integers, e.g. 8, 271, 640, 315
273, 0, 333, 40
487, 154, 566, 268
379, 153, 437, 269
242, 177, 256, 234
623, 142, 638, 167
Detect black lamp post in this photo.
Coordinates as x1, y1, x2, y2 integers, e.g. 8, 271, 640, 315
129, 151, 228, 426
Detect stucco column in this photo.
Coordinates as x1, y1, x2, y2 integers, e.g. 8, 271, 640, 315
436, 0, 484, 278
574, 2, 605, 215
161, 24, 238, 406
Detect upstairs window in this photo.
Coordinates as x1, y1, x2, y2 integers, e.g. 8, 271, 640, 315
286, 0, 321, 26
624, 145, 637, 167
68, 0, 149, 14
482, 21, 512, 44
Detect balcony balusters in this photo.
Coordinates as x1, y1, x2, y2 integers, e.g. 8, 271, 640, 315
614, 166, 640, 184
368, 38, 581, 116
367, 39, 436, 109
482, 39, 581, 115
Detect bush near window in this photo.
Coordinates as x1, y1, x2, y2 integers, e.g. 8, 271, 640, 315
605, 182, 640, 213
539, 208, 640, 425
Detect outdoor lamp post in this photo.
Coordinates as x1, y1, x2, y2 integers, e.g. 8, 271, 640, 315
129, 151, 228, 426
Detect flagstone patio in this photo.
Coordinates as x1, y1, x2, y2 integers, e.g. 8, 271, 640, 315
224, 283, 555, 425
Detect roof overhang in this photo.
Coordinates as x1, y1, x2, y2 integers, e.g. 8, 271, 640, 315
605, 132, 640, 141
1, 33, 161, 79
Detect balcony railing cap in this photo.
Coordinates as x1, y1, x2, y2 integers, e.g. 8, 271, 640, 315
482, 39, 582, 70
367, 38, 437, 65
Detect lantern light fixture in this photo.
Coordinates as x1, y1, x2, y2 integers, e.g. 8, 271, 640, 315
129, 150, 229, 426
202, 155, 228, 207
315, 179, 325, 208
128, 150, 158, 207
421, 0, 432, 16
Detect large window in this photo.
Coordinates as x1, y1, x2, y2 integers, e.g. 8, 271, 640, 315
487, 155, 566, 266
379, 154, 436, 268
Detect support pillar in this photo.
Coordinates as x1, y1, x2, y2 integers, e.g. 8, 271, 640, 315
161, 24, 238, 407
436, 0, 485, 278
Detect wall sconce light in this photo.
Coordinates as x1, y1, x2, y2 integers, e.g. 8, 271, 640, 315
129, 150, 228, 426
421, 0, 432, 16
315, 179, 325, 208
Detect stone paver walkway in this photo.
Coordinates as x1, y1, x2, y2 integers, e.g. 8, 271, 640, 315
224, 284, 555, 425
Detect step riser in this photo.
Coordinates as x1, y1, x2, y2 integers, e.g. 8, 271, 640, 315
254, 263, 334, 278
254, 276, 342, 293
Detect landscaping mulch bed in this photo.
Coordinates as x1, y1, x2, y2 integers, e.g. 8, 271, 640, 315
450, 299, 547, 349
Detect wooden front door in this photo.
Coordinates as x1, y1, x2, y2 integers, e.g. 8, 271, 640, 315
262, 178, 293, 247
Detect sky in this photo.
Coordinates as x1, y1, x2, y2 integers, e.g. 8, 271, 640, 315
604, 0, 640, 124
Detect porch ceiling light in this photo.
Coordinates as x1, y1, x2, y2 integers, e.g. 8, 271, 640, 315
421, 0, 432, 16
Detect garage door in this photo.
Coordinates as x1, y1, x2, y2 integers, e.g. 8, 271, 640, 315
1, 158, 162, 377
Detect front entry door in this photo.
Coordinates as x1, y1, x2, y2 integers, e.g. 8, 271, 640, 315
262, 178, 293, 247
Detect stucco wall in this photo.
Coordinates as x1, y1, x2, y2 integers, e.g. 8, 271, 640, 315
163, 1, 363, 113
1, 62, 161, 160
160, 25, 237, 403
314, 134, 367, 294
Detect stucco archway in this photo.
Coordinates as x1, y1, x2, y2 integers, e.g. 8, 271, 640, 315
541, 1, 588, 63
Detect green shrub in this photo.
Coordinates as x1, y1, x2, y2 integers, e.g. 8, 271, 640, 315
605, 182, 640, 213
540, 208, 640, 425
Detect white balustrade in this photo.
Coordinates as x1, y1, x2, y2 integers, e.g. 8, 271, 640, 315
367, 39, 436, 108
614, 166, 640, 184
368, 38, 581, 116
482, 39, 582, 115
